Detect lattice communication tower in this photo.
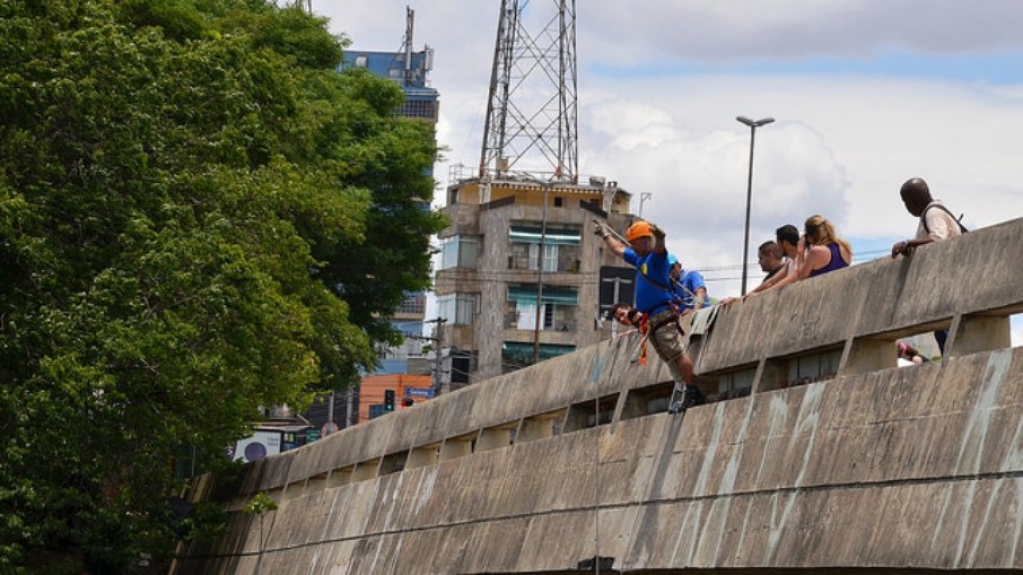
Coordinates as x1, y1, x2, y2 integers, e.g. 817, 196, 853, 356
479, 0, 578, 182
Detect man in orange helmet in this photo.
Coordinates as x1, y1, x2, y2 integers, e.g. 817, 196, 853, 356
594, 219, 705, 413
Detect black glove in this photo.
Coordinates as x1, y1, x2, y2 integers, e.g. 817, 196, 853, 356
651, 224, 665, 238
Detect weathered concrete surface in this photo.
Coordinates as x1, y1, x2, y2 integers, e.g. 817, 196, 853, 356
174, 217, 1023, 574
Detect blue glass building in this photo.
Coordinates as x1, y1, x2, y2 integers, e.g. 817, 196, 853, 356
342, 37, 438, 375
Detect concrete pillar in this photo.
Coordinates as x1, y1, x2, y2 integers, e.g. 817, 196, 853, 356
439, 437, 473, 461
841, 338, 896, 375
948, 313, 1012, 358
519, 412, 562, 443
351, 459, 380, 482
327, 467, 352, 488
477, 425, 514, 452
407, 444, 440, 469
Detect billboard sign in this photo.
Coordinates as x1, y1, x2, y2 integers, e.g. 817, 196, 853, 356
230, 430, 281, 462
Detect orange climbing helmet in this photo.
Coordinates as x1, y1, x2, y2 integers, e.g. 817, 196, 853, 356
626, 220, 655, 242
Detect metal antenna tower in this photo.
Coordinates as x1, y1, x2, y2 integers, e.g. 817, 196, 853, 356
402, 6, 416, 88
479, 0, 578, 182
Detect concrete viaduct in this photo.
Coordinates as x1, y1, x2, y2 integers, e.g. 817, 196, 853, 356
174, 216, 1023, 574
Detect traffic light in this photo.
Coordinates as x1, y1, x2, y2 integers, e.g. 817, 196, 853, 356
384, 389, 395, 412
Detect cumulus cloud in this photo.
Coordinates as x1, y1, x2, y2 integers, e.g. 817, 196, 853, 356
320, 0, 1023, 297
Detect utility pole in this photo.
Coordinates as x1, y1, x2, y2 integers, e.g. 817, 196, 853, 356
424, 317, 447, 396
345, 387, 354, 427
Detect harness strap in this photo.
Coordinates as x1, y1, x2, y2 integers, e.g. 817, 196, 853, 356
649, 312, 683, 336
636, 257, 698, 311
633, 310, 684, 367
922, 203, 968, 234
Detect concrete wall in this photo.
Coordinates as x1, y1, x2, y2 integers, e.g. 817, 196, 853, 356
174, 217, 1023, 574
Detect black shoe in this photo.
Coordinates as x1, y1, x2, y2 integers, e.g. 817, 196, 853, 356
669, 385, 705, 414
681, 385, 705, 410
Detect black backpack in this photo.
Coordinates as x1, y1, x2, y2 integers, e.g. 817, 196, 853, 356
922, 204, 968, 234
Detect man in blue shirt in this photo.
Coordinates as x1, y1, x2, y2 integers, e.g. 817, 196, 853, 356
668, 253, 708, 315
594, 219, 705, 413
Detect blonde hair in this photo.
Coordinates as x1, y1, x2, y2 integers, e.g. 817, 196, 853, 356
804, 215, 852, 255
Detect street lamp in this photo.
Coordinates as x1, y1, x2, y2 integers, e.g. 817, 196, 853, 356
524, 176, 570, 365
736, 115, 774, 296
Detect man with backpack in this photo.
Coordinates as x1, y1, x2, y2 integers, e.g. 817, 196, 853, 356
594, 219, 705, 413
891, 177, 967, 353
891, 177, 966, 259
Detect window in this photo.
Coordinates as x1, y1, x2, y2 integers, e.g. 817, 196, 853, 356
528, 243, 558, 272
402, 99, 439, 120
508, 286, 578, 331
394, 321, 421, 338
509, 225, 581, 246
515, 301, 558, 331
437, 293, 478, 326
439, 236, 481, 270
396, 292, 427, 315
509, 225, 580, 272
502, 342, 575, 370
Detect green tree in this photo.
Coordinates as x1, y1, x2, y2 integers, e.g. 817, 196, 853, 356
0, 1, 445, 572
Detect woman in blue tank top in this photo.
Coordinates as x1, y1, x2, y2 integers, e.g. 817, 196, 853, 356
801, 215, 852, 278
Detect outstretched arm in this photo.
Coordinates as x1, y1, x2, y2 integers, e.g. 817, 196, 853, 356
750, 239, 815, 297
652, 223, 668, 255
751, 263, 789, 293
594, 219, 626, 258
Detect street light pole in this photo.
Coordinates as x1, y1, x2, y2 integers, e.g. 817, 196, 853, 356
524, 176, 569, 365
736, 116, 774, 296
533, 181, 550, 365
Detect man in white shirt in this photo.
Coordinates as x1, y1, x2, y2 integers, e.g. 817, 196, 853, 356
891, 177, 964, 259
891, 177, 965, 354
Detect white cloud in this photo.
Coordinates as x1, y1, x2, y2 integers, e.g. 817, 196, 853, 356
318, 1, 1023, 297
581, 73, 1020, 273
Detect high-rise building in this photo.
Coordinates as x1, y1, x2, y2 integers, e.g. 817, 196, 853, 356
340, 8, 438, 376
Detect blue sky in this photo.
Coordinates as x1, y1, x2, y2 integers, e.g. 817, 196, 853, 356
626, 49, 1023, 81
319, 0, 1023, 344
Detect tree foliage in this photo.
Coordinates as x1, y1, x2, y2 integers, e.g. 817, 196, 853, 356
0, 0, 445, 572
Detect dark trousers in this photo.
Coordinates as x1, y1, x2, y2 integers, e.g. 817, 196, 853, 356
934, 329, 948, 356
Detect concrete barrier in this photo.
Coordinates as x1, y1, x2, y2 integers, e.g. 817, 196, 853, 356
174, 217, 1023, 574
